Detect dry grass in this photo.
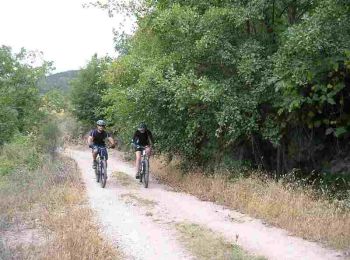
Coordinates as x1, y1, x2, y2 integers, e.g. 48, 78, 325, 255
175, 222, 266, 260
151, 157, 350, 250
0, 156, 121, 259
120, 193, 158, 207
112, 171, 139, 188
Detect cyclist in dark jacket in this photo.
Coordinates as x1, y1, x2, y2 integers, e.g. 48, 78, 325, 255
132, 122, 154, 179
88, 120, 116, 169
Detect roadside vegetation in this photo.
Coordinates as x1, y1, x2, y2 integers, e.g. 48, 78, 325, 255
0, 140, 121, 259
0, 46, 120, 259
176, 222, 266, 260
151, 158, 350, 250
73, 0, 350, 179
68, 0, 350, 252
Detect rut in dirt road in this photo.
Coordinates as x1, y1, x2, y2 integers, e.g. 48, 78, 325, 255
66, 148, 347, 260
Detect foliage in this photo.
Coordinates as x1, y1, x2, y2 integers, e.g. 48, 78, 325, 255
0, 45, 51, 145
0, 134, 42, 176
41, 89, 68, 114
75, 0, 350, 177
37, 120, 61, 155
274, 0, 350, 135
70, 54, 112, 125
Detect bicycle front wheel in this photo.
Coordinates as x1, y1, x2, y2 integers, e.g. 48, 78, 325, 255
100, 160, 107, 188
96, 158, 100, 183
139, 161, 144, 183
143, 159, 149, 188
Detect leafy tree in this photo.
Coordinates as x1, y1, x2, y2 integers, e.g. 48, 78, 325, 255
70, 54, 112, 125
0, 46, 50, 144
42, 89, 68, 114
78, 0, 350, 175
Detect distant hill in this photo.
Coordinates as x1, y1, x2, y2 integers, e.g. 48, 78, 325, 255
38, 70, 80, 94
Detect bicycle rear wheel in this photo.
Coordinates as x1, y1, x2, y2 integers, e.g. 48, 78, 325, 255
100, 160, 107, 188
143, 159, 149, 188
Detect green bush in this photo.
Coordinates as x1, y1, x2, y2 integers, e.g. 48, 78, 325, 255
0, 134, 43, 175
58, 114, 88, 144
0, 160, 15, 176
37, 120, 61, 154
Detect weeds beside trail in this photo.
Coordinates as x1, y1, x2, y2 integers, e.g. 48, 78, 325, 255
0, 155, 121, 259
176, 222, 266, 260
151, 158, 350, 251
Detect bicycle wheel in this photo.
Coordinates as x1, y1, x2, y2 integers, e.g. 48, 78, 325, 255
100, 160, 107, 188
143, 158, 149, 188
95, 158, 100, 183
139, 161, 144, 183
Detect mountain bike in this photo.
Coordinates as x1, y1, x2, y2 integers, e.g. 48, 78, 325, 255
137, 145, 150, 188
94, 146, 108, 188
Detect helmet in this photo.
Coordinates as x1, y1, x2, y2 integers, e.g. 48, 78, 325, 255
96, 120, 106, 126
138, 122, 147, 130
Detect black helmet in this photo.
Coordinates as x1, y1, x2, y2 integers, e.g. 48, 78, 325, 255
138, 122, 147, 130
96, 120, 106, 126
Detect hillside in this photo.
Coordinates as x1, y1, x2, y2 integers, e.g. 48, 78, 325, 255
38, 70, 79, 94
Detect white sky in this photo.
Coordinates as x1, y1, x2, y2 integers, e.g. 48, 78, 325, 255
0, 0, 134, 73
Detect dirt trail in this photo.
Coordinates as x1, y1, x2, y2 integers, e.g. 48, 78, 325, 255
66, 148, 346, 260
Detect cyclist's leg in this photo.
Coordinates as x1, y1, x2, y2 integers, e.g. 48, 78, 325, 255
145, 146, 152, 156
92, 146, 98, 169
135, 150, 142, 179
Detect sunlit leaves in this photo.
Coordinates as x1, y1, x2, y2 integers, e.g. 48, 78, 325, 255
0, 46, 50, 144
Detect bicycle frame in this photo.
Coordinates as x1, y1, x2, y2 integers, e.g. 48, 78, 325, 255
98, 147, 108, 160
95, 147, 108, 188
138, 147, 150, 188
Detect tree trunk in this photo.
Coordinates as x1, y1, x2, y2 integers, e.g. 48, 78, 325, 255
246, 20, 251, 35
276, 144, 281, 179
288, 2, 297, 24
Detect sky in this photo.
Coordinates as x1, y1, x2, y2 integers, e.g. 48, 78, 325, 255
0, 0, 134, 73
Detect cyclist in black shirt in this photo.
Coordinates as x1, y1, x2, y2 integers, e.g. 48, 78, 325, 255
132, 122, 154, 179
88, 120, 116, 169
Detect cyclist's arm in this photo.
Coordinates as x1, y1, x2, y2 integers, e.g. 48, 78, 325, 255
147, 130, 154, 146
131, 131, 139, 146
87, 135, 94, 147
107, 136, 116, 148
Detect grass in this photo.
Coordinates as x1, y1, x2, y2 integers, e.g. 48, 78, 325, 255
175, 222, 266, 260
120, 193, 158, 207
112, 171, 138, 188
0, 156, 122, 259
151, 157, 350, 251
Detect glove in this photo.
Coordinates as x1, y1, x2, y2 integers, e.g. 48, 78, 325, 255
88, 144, 94, 149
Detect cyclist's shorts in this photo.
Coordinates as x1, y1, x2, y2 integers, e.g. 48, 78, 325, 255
92, 145, 108, 160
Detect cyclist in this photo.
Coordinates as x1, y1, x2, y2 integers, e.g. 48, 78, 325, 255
87, 120, 116, 169
132, 122, 154, 179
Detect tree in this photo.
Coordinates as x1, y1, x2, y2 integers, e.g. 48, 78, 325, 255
0, 46, 50, 144
70, 54, 112, 125
82, 0, 350, 175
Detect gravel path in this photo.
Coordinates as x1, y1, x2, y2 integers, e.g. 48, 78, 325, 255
66, 148, 347, 260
